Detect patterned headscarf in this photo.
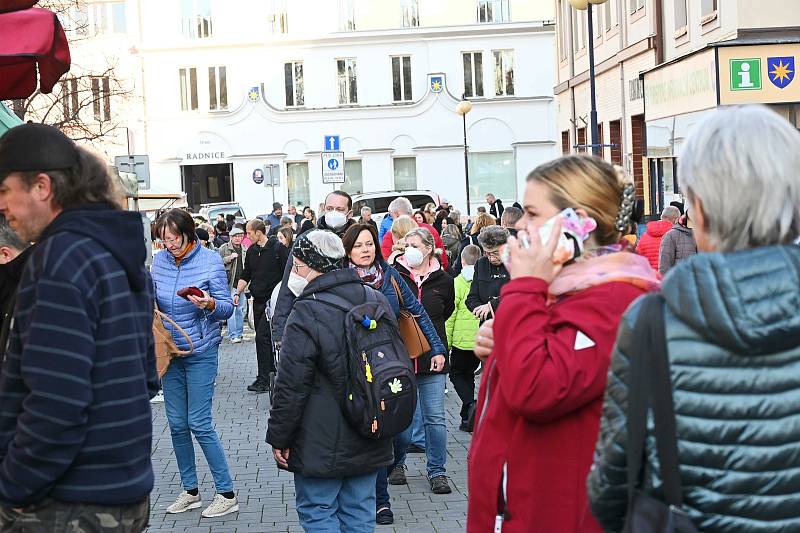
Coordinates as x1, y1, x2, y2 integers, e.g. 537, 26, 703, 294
292, 232, 342, 274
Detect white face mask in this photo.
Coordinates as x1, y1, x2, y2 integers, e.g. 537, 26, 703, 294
404, 246, 424, 268
461, 265, 475, 281
324, 210, 347, 230
288, 271, 309, 297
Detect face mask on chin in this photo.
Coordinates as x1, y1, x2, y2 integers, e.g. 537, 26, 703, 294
288, 271, 310, 297
324, 210, 347, 230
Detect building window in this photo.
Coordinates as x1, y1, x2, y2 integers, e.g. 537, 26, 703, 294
604, 0, 617, 31
701, 0, 717, 16
463, 52, 484, 98
337, 58, 358, 105
284, 61, 304, 107
401, 0, 419, 27
339, 0, 355, 31
674, 0, 687, 30
609, 119, 622, 166
629, 0, 645, 14
61, 78, 79, 121
393, 157, 417, 190
577, 127, 586, 153
343, 160, 363, 195
268, 0, 288, 34
208, 66, 228, 110
493, 50, 514, 96
477, 0, 510, 23
558, 0, 568, 60
181, 0, 212, 39
573, 9, 587, 51
287, 162, 310, 209
91, 76, 111, 122
90, 2, 126, 34
179, 67, 198, 111
392, 56, 412, 102
468, 152, 516, 210
61, 5, 89, 36
561, 130, 570, 155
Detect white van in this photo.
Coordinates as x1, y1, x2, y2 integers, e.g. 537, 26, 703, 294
352, 190, 440, 224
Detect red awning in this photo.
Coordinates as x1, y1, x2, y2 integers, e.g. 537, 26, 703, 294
0, 6, 71, 99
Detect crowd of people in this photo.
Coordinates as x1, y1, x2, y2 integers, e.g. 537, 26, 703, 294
0, 104, 799, 533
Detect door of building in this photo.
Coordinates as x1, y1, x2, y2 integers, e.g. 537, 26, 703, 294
648, 157, 681, 217
181, 163, 234, 212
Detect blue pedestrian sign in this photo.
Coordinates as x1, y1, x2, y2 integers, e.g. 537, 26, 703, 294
324, 135, 340, 151
321, 151, 345, 184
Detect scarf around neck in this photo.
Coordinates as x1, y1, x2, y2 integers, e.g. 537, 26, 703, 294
351, 262, 384, 289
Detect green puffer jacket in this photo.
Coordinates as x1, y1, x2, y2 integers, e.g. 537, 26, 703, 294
445, 272, 479, 350
588, 245, 800, 533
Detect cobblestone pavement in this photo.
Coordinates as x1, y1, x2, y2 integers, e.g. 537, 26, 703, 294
147, 330, 472, 532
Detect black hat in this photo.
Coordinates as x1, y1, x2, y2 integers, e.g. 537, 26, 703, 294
273, 202, 283, 210
0, 124, 79, 181
195, 228, 210, 242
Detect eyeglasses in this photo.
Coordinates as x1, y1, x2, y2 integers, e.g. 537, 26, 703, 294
292, 262, 308, 273
162, 235, 184, 246
483, 250, 501, 259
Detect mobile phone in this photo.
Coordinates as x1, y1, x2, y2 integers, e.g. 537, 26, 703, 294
177, 286, 203, 300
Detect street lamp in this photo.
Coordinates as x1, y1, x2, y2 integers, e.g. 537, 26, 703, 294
569, 0, 608, 156
456, 95, 473, 215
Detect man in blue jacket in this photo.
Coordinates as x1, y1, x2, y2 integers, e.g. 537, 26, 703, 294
0, 124, 157, 531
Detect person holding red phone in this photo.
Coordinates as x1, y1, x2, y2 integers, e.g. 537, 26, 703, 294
151, 209, 238, 519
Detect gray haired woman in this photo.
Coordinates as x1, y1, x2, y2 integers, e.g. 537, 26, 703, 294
465, 225, 510, 321
588, 105, 800, 531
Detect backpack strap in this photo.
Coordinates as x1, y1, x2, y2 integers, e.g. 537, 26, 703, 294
310, 291, 352, 312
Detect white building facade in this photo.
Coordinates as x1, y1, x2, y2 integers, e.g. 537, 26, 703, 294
130, 0, 557, 216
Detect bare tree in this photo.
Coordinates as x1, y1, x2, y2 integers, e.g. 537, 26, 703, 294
6, 0, 135, 146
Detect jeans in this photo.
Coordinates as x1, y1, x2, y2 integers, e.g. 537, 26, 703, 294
227, 288, 247, 340
0, 497, 149, 532
253, 297, 275, 380
394, 373, 447, 479
375, 437, 408, 510
449, 348, 480, 420
410, 402, 425, 447
295, 471, 378, 533
162, 347, 234, 493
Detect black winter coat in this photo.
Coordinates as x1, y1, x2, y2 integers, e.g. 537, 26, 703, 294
266, 269, 393, 478
465, 256, 509, 315
489, 199, 504, 221
450, 234, 481, 276
393, 261, 455, 375
240, 236, 288, 299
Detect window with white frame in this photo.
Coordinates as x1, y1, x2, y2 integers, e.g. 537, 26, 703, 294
701, 0, 717, 16
604, 0, 618, 31
287, 162, 310, 208
674, 0, 687, 30
343, 160, 363, 195
558, 0, 568, 60
393, 157, 417, 191
594, 5, 602, 38
337, 58, 358, 105
463, 52, 484, 98
89, 2, 126, 34
392, 56, 412, 102
493, 50, 514, 96
91, 76, 111, 121
60, 5, 89, 36
401, 0, 419, 27
268, 0, 288, 34
573, 9, 586, 51
284, 61, 304, 107
477, 0, 510, 23
630, 0, 645, 14
181, 0, 212, 39
60, 78, 79, 121
208, 66, 227, 110
179, 67, 198, 111
339, 0, 355, 31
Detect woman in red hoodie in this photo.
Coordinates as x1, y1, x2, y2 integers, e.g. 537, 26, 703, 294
467, 155, 661, 533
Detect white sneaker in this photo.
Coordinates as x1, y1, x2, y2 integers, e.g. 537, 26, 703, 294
201, 494, 239, 518
166, 491, 201, 514
150, 390, 164, 404
231, 337, 242, 344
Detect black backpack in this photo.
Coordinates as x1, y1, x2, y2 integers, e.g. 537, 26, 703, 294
313, 285, 417, 440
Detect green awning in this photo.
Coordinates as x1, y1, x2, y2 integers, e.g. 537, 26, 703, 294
0, 103, 23, 137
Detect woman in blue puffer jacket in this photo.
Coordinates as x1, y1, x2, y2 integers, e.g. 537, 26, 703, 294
151, 209, 238, 519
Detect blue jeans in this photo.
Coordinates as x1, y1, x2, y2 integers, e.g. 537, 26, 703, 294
410, 401, 425, 447
394, 373, 447, 479
295, 471, 378, 532
162, 347, 234, 493
375, 437, 407, 510
227, 288, 247, 340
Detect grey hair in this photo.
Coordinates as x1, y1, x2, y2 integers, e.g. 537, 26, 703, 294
477, 225, 510, 250
0, 219, 26, 251
306, 230, 345, 260
405, 227, 442, 259
389, 196, 413, 216
360, 206, 372, 216
661, 206, 680, 222
461, 244, 481, 266
678, 105, 800, 251
501, 206, 523, 228
280, 216, 293, 226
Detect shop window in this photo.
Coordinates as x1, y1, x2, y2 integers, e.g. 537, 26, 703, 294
393, 157, 417, 191
468, 152, 516, 211
343, 159, 363, 195
287, 162, 310, 208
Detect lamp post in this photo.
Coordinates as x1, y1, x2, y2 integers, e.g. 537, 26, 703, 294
569, 0, 608, 157
456, 94, 473, 215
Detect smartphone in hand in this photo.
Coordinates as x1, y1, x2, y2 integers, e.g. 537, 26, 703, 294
177, 286, 203, 300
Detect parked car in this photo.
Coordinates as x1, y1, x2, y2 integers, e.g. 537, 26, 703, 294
198, 202, 247, 225
352, 190, 440, 224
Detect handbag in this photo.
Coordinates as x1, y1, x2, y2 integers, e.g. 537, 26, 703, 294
623, 294, 699, 533
390, 275, 431, 359
153, 307, 193, 378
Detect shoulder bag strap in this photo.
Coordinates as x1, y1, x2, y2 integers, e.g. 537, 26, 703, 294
647, 296, 685, 507
154, 308, 194, 355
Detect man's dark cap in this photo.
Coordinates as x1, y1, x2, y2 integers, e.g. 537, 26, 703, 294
0, 124, 79, 180
273, 202, 283, 210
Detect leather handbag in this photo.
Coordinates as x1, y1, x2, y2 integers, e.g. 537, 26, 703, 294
623, 294, 699, 533
153, 307, 193, 378
390, 275, 431, 359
